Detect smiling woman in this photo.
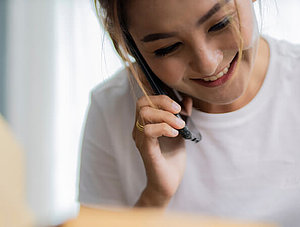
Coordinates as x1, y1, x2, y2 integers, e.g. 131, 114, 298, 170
127, 0, 265, 112
78, 1, 300, 226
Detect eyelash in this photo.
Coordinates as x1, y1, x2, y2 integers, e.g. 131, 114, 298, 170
154, 42, 182, 57
208, 16, 231, 32
154, 16, 231, 57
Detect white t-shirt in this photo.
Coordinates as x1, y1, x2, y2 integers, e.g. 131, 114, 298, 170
78, 36, 300, 226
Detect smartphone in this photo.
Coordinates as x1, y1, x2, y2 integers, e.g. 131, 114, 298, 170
124, 31, 202, 143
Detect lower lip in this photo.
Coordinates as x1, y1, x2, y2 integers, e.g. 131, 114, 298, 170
191, 53, 239, 88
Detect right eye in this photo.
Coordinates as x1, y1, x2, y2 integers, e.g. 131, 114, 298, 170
154, 42, 182, 57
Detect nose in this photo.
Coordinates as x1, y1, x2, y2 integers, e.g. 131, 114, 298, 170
188, 42, 223, 76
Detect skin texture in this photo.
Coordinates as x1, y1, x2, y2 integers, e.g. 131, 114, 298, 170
128, 0, 269, 113
128, 0, 270, 207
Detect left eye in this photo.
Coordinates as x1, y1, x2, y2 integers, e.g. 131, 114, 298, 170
208, 17, 231, 32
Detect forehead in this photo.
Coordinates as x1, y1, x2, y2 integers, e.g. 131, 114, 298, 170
126, 0, 220, 34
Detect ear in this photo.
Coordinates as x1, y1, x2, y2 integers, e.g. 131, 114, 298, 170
252, 0, 257, 2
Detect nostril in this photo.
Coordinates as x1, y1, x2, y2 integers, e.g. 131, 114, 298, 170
189, 48, 223, 76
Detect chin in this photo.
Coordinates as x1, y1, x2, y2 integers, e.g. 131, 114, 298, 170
202, 94, 241, 105
210, 70, 251, 105
193, 82, 246, 105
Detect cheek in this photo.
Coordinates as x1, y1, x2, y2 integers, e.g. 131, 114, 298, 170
149, 58, 185, 86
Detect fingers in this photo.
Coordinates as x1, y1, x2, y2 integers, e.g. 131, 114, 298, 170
144, 123, 179, 138
134, 94, 195, 142
134, 95, 186, 141
140, 107, 185, 130
137, 95, 181, 114
132, 94, 190, 167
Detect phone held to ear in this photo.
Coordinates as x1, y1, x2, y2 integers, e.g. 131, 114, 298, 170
124, 31, 202, 143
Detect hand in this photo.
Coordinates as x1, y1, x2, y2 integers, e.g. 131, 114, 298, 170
132, 94, 193, 208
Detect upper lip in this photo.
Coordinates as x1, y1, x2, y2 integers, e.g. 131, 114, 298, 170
189, 52, 238, 80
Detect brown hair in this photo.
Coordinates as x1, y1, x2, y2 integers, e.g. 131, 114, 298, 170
95, 0, 153, 104
95, 0, 244, 104
95, 0, 128, 62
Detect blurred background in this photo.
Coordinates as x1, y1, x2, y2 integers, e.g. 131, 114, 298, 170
0, 0, 299, 226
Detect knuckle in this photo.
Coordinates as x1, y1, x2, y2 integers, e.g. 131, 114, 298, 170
137, 97, 145, 108
157, 95, 172, 110
143, 124, 151, 135
161, 95, 170, 103
161, 94, 169, 100
137, 95, 150, 107
139, 106, 150, 118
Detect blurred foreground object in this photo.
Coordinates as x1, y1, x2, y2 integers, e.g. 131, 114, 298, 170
0, 115, 34, 227
62, 206, 276, 227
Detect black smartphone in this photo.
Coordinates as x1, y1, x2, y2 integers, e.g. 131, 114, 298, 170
123, 31, 202, 143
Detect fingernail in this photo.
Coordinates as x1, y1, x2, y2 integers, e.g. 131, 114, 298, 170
176, 118, 185, 128
171, 128, 179, 136
172, 102, 181, 112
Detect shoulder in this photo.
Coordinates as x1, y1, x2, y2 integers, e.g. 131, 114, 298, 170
272, 38, 300, 58
92, 68, 131, 103
265, 36, 300, 82
81, 67, 138, 150
90, 67, 140, 112
266, 36, 300, 65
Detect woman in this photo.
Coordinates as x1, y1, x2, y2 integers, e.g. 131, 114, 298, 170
79, 0, 300, 226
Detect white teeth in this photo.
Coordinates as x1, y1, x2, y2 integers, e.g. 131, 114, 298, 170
223, 67, 229, 74
203, 65, 230, 82
216, 72, 224, 78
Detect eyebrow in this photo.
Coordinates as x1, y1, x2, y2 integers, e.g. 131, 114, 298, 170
141, 0, 231, 43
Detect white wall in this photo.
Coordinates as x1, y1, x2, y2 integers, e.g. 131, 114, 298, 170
255, 0, 300, 44
5, 0, 122, 226
6, 0, 57, 225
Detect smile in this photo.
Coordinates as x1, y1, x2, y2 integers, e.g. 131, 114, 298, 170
203, 65, 229, 81
190, 52, 239, 88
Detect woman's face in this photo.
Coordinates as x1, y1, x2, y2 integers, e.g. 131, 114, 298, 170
127, 0, 259, 105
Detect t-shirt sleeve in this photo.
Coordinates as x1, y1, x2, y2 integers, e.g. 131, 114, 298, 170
78, 91, 126, 207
